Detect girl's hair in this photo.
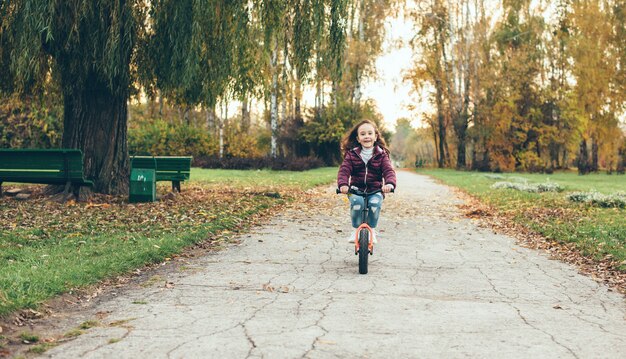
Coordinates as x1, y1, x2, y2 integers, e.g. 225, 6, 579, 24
341, 119, 390, 155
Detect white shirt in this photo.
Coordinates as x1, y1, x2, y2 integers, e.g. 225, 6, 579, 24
360, 147, 374, 164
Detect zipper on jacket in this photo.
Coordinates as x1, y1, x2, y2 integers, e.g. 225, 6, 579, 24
364, 166, 368, 191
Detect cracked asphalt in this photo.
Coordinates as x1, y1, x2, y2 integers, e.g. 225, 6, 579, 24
41, 170, 626, 358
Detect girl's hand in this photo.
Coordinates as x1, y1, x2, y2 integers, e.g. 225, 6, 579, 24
340, 185, 349, 194
382, 184, 394, 193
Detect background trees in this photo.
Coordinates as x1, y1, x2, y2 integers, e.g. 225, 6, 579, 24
407, 0, 625, 173
1, 0, 624, 198
1, 0, 396, 195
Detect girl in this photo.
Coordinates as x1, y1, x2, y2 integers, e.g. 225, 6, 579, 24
337, 120, 396, 243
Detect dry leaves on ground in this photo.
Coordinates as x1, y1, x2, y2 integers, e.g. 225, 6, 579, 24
455, 190, 626, 295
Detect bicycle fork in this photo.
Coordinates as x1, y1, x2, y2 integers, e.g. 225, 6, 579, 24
354, 223, 374, 255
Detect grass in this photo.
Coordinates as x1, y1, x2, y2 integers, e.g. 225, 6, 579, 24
78, 320, 100, 330
191, 167, 337, 189
63, 329, 84, 338
28, 343, 57, 354
18, 332, 38, 343
0, 167, 337, 317
420, 169, 626, 271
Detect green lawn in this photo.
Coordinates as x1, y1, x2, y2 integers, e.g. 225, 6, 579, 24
191, 167, 337, 188
0, 168, 337, 317
420, 169, 626, 271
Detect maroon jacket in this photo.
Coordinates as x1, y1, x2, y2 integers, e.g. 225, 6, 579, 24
337, 146, 397, 192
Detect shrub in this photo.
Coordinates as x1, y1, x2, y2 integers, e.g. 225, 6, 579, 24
269, 156, 324, 171
0, 95, 63, 148
566, 191, 626, 208
195, 156, 269, 170
491, 181, 563, 193
517, 150, 545, 173
128, 118, 216, 157
197, 156, 324, 171
483, 174, 505, 180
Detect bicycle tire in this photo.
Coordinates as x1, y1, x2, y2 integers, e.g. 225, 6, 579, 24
358, 229, 369, 274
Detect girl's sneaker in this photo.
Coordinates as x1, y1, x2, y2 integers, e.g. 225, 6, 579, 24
348, 229, 377, 244
347, 229, 357, 243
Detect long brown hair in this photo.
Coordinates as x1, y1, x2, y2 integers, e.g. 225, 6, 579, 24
341, 120, 390, 156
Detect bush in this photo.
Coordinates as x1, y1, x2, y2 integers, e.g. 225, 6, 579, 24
566, 191, 626, 208
197, 156, 324, 171
128, 118, 216, 157
195, 156, 269, 170
269, 156, 324, 171
491, 181, 564, 193
0, 95, 63, 148
517, 150, 545, 173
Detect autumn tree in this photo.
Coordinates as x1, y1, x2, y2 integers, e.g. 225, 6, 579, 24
569, 0, 619, 173
408, 0, 452, 168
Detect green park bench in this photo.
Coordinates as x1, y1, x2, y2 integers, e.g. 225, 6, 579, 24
130, 156, 192, 192
0, 149, 94, 200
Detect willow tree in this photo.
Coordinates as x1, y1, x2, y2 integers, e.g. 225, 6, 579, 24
1, 1, 142, 194
291, 0, 315, 118
345, 0, 393, 110
139, 1, 254, 157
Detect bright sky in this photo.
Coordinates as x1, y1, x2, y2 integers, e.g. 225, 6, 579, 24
361, 0, 559, 131
361, 9, 419, 130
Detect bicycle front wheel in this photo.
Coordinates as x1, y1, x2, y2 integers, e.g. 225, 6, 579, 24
358, 229, 369, 274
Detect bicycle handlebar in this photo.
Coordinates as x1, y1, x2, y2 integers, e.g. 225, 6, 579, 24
336, 186, 394, 195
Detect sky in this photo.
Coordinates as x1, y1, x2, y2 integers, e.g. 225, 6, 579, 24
360, 0, 559, 131
360, 7, 420, 130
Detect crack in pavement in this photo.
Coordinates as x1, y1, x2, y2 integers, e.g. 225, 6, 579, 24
38, 171, 626, 358
299, 294, 333, 359
512, 305, 581, 359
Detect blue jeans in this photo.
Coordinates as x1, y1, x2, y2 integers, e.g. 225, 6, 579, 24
349, 193, 383, 228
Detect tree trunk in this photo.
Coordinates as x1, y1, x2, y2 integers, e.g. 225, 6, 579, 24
591, 137, 599, 172
241, 97, 250, 133
617, 145, 625, 174
61, 75, 129, 195
295, 78, 302, 119
577, 139, 589, 175
352, 0, 365, 109
270, 39, 279, 158
435, 79, 447, 168
206, 106, 216, 135
219, 99, 228, 158
455, 118, 468, 169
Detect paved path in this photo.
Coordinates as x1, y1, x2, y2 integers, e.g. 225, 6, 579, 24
42, 171, 626, 358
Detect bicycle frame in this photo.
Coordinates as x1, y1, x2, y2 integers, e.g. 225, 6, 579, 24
346, 188, 381, 255
337, 186, 392, 274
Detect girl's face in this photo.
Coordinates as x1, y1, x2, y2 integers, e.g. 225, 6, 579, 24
356, 123, 377, 149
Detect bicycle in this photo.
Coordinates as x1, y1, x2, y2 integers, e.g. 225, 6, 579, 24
337, 186, 393, 274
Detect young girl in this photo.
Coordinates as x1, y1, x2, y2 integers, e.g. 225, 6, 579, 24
337, 120, 396, 243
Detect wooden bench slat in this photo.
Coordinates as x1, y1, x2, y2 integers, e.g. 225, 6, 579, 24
0, 149, 94, 197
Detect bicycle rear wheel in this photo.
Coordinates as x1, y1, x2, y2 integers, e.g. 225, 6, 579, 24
358, 229, 369, 274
